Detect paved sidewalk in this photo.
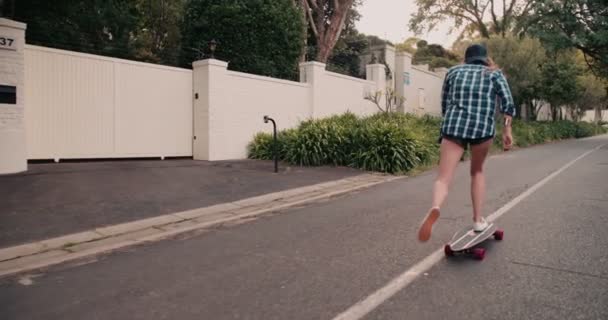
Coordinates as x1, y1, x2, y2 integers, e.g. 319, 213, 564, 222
0, 159, 362, 248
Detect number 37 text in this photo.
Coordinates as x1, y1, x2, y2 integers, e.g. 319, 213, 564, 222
0, 37, 14, 46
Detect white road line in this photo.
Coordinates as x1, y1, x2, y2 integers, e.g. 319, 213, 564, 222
331, 143, 605, 320
485, 145, 603, 222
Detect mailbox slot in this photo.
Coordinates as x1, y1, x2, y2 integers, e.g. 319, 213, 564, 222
0, 85, 16, 104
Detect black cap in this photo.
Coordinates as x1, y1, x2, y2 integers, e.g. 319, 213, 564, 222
464, 44, 488, 65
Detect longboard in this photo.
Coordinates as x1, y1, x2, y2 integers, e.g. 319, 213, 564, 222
444, 223, 503, 260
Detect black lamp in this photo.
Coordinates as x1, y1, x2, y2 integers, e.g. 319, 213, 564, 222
209, 39, 218, 59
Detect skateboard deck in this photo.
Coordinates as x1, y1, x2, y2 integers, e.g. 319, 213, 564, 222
444, 223, 503, 260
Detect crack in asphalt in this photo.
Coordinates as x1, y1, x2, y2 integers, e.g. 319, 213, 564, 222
509, 260, 608, 281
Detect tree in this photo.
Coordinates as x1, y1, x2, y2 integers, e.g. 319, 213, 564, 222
528, 0, 608, 81
538, 51, 582, 121
451, 38, 475, 58
298, 0, 356, 62
0, 0, 16, 18
412, 42, 460, 70
181, 0, 305, 80
484, 36, 546, 119
575, 52, 608, 123
131, 0, 184, 65
10, 0, 183, 67
409, 0, 534, 39
365, 88, 405, 113
11, 0, 138, 60
321, 1, 366, 76
326, 32, 367, 77
396, 37, 421, 54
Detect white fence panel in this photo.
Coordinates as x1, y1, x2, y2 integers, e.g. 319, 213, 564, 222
24, 45, 193, 160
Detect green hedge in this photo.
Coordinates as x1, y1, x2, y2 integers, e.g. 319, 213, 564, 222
249, 113, 607, 174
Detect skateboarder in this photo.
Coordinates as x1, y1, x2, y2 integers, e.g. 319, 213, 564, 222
418, 44, 516, 242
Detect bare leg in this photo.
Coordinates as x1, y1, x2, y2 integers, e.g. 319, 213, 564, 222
418, 138, 465, 242
432, 138, 466, 209
470, 139, 492, 223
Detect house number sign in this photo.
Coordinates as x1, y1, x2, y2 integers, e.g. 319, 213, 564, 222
0, 36, 16, 51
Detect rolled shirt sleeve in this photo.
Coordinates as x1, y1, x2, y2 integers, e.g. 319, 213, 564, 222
493, 71, 516, 117
440, 71, 452, 116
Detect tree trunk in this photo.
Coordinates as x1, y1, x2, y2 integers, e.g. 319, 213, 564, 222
309, 0, 354, 63
316, 42, 333, 63
478, 21, 491, 38
296, 0, 308, 63
530, 100, 540, 121
521, 103, 529, 121
315, 21, 346, 63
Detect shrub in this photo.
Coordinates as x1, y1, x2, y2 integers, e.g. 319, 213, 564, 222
248, 132, 275, 160
283, 120, 349, 166
574, 121, 606, 138
248, 113, 606, 174
349, 120, 432, 173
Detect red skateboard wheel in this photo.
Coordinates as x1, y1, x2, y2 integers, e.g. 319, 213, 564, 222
444, 244, 454, 257
494, 230, 504, 241
472, 248, 485, 260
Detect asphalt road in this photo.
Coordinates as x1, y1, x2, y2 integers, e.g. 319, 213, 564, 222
1, 136, 606, 320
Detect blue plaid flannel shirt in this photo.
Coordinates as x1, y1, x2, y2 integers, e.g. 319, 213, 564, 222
441, 64, 516, 139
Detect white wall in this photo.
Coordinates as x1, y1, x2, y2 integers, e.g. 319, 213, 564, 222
582, 110, 608, 122
18, 39, 447, 164
394, 52, 445, 116
403, 65, 444, 116
209, 69, 310, 160
317, 71, 378, 118
24, 45, 193, 160
192, 60, 381, 160
22, 44, 384, 162
536, 103, 579, 121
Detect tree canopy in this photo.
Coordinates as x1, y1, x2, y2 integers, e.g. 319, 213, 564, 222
409, 0, 534, 39
538, 51, 583, 121
10, 0, 140, 60
10, 0, 363, 79
396, 37, 422, 54
528, 0, 608, 80
484, 36, 546, 117
181, 0, 305, 80
411, 41, 460, 70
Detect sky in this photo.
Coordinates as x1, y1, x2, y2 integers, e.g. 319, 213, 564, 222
356, 0, 460, 48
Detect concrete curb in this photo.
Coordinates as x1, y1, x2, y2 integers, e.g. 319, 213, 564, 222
0, 174, 402, 278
